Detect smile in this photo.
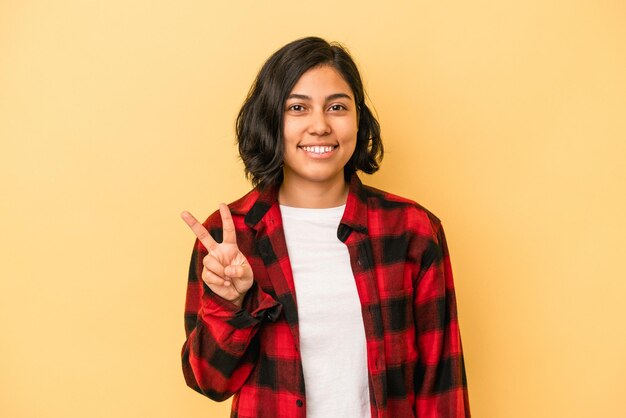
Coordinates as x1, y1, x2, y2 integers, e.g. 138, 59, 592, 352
299, 145, 336, 155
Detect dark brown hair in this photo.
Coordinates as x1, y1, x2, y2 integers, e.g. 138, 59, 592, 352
236, 36, 383, 189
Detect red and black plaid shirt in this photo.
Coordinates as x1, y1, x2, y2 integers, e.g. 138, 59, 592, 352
182, 175, 470, 418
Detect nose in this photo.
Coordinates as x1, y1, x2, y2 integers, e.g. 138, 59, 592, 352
307, 109, 331, 136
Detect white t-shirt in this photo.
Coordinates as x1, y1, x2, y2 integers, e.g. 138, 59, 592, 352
280, 204, 371, 418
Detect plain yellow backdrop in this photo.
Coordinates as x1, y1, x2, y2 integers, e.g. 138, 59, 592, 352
1, 1, 625, 417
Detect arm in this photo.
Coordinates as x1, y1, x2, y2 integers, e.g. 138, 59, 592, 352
180, 207, 281, 400
414, 222, 470, 417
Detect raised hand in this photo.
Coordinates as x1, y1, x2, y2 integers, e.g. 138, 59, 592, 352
180, 204, 253, 307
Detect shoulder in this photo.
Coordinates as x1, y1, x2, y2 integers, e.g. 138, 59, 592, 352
360, 183, 443, 238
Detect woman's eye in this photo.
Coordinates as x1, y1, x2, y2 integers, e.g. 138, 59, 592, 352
329, 104, 346, 111
288, 104, 305, 112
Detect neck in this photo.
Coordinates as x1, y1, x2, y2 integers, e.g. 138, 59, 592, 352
278, 175, 349, 208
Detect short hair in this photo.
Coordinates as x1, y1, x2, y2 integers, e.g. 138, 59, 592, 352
236, 36, 384, 189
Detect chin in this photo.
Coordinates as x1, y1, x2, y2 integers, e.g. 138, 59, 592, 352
289, 169, 345, 185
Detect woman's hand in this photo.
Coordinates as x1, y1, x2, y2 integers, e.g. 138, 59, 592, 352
181, 204, 253, 307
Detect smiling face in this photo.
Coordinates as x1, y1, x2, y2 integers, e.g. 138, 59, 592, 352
281, 64, 358, 193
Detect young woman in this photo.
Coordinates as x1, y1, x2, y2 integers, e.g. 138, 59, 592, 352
180, 37, 470, 418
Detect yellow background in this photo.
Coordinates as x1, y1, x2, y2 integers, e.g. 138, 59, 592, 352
1, 1, 625, 417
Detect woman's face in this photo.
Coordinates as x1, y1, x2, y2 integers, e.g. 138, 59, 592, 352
281, 65, 358, 189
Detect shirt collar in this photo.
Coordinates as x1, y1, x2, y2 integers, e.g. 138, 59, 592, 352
238, 174, 369, 235
341, 174, 369, 235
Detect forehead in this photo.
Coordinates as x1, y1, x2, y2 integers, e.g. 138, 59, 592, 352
289, 65, 353, 97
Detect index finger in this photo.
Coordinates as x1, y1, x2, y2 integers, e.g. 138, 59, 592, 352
180, 210, 218, 252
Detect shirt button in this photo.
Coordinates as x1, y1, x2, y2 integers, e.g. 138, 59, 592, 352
296, 399, 303, 407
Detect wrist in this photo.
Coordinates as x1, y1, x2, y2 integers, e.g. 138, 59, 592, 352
231, 280, 251, 308
232, 294, 245, 308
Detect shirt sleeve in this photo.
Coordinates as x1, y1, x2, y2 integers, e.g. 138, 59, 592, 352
181, 232, 282, 401
413, 222, 471, 417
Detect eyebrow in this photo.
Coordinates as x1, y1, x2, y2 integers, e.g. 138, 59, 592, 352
287, 93, 353, 101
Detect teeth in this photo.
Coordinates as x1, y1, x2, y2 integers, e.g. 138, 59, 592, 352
302, 146, 335, 154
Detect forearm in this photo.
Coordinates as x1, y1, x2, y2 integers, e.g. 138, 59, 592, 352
182, 281, 282, 400
182, 301, 260, 400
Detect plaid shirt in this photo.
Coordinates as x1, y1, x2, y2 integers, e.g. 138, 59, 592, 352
182, 175, 470, 418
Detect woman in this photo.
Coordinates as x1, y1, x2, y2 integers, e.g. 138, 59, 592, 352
180, 36, 470, 418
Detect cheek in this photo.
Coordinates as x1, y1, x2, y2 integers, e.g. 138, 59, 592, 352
339, 116, 358, 136
282, 117, 304, 141
339, 122, 358, 147
282, 120, 293, 143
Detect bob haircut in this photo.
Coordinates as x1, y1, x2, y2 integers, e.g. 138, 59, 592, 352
236, 36, 383, 189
